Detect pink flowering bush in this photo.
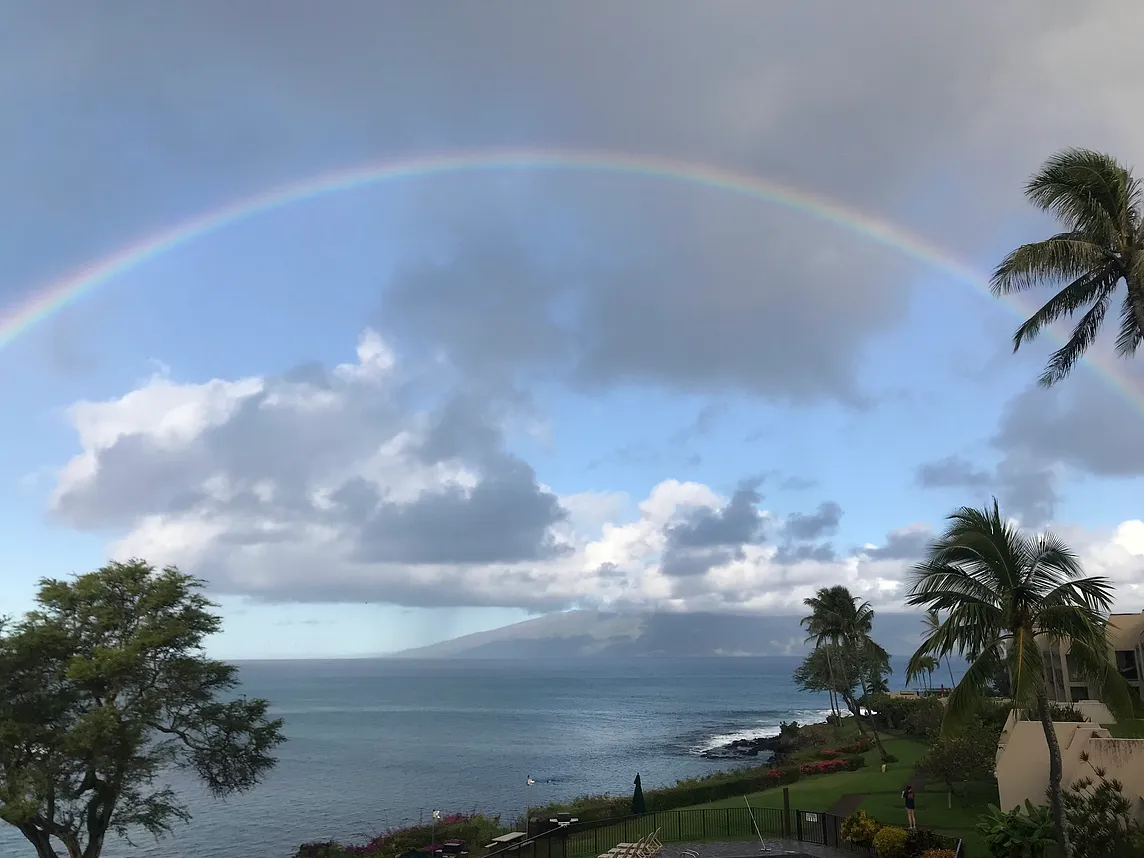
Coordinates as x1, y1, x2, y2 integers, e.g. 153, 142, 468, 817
799, 759, 847, 776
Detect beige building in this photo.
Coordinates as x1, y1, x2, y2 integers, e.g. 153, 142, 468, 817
995, 714, 1144, 819
994, 611, 1144, 819
1040, 611, 1144, 704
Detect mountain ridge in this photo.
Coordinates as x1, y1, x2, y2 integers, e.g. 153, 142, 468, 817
387, 609, 927, 659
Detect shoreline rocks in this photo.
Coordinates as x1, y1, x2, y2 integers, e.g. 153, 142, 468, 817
699, 734, 782, 760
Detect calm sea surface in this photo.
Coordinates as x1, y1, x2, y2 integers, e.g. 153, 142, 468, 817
0, 657, 868, 858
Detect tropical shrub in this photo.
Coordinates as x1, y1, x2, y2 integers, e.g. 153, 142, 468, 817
904, 828, 946, 857
841, 810, 882, 847
799, 759, 847, 776
867, 694, 944, 735
779, 720, 801, 741
1049, 704, 1090, 722
873, 825, 909, 858
976, 802, 1057, 858
843, 755, 866, 771
1061, 767, 1144, 858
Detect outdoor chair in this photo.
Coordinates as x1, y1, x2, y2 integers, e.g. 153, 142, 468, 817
598, 828, 660, 858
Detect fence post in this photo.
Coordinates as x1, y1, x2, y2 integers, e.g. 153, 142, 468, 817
795, 809, 802, 842
782, 788, 791, 839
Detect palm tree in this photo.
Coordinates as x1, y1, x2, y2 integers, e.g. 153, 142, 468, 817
906, 500, 1132, 858
991, 148, 1144, 387
802, 585, 891, 761
909, 655, 938, 693
923, 609, 957, 688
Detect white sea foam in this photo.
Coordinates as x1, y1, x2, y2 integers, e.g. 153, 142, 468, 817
693, 708, 835, 753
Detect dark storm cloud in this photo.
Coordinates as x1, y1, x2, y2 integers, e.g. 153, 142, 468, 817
340, 463, 570, 565
8, 2, 1139, 398
782, 502, 844, 541
914, 449, 1059, 528
994, 375, 1144, 478
862, 528, 934, 562
661, 480, 766, 577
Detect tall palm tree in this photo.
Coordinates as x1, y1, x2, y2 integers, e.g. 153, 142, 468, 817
906, 500, 1132, 858
991, 148, 1144, 387
909, 655, 938, 693
923, 609, 957, 688
802, 585, 891, 760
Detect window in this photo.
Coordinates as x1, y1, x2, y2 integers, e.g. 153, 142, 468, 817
1115, 650, 1139, 682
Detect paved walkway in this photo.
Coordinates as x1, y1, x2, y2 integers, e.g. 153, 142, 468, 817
660, 840, 859, 858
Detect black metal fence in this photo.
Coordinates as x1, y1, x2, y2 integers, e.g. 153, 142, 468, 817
489, 804, 963, 858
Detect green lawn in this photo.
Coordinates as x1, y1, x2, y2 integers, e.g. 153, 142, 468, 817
684, 737, 930, 811
1102, 719, 1144, 738
564, 734, 994, 858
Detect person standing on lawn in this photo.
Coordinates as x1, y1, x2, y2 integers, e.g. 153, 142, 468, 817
902, 785, 916, 829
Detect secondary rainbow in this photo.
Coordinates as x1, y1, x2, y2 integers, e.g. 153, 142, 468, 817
3, 147, 1140, 408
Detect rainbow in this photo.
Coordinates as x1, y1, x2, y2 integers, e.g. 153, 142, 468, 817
3, 147, 1141, 409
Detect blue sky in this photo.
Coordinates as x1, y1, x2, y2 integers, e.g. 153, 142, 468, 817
2, 3, 1144, 659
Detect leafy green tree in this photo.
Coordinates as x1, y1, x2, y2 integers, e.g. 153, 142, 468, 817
907, 500, 1132, 858
0, 560, 286, 858
991, 148, 1144, 387
801, 586, 891, 760
918, 718, 1000, 808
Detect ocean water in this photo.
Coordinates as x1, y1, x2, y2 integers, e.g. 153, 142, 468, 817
0, 657, 840, 858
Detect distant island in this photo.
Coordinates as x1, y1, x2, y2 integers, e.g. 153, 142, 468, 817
386, 610, 927, 659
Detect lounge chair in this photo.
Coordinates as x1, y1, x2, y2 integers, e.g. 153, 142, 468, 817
598, 828, 662, 858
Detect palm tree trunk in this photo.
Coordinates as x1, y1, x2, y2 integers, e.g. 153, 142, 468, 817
856, 675, 889, 760
1036, 690, 1072, 858
945, 657, 956, 689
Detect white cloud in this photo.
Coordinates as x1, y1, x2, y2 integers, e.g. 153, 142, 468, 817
45, 330, 1144, 614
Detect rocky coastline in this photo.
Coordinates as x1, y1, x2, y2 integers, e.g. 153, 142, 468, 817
699, 733, 783, 760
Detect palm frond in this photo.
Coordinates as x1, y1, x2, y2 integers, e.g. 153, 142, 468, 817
944, 639, 1008, 732
1063, 635, 1135, 720
1009, 267, 1117, 350
1009, 625, 1045, 709
1025, 148, 1133, 237
991, 234, 1111, 296
1037, 282, 1117, 386
1037, 575, 1117, 615
1114, 292, 1144, 357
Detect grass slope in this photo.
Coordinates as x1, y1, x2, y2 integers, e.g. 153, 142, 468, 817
564, 733, 998, 857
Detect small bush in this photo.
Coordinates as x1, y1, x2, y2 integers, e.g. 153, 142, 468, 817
841, 810, 882, 847
799, 759, 847, 776
843, 755, 866, 771
819, 748, 840, 759
920, 851, 955, 858
905, 828, 946, 857
873, 825, 909, 858
1049, 704, 1089, 722
779, 720, 801, 741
